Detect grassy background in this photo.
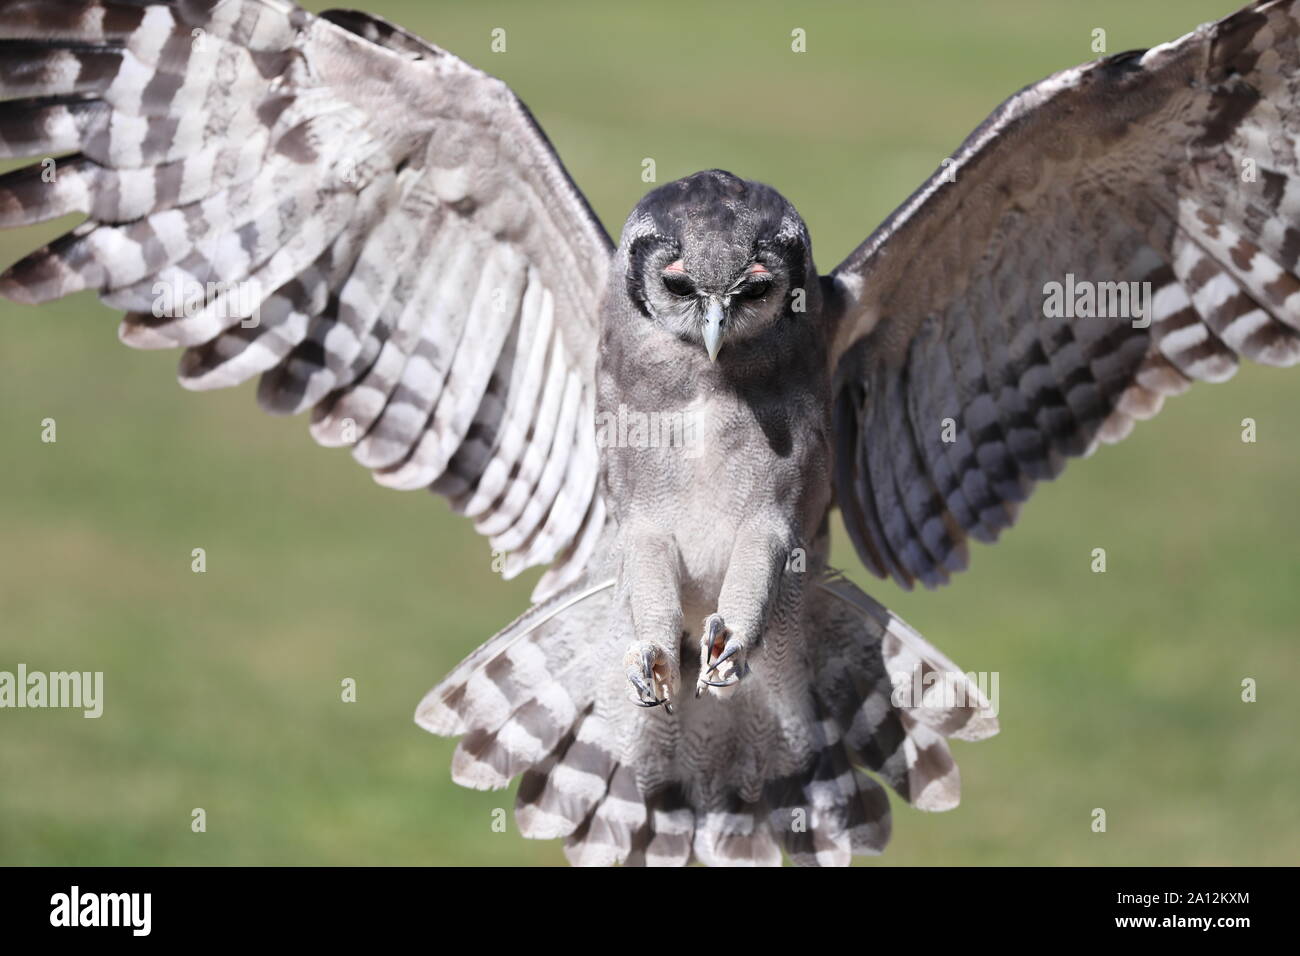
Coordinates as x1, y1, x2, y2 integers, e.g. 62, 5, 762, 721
1, 0, 1297, 866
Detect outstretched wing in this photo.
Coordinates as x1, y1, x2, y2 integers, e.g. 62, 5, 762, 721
0, 0, 612, 598
824, 0, 1300, 589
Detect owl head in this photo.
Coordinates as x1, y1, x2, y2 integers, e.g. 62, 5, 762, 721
618, 170, 815, 362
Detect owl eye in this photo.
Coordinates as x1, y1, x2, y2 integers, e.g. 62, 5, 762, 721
736, 277, 772, 299
662, 271, 696, 297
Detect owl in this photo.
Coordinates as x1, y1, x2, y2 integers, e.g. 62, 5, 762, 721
1, 0, 1295, 865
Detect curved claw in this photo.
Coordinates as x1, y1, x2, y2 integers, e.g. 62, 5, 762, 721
629, 671, 655, 701
705, 642, 741, 675
635, 697, 670, 709
700, 675, 741, 688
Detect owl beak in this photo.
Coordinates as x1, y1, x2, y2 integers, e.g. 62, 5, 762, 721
702, 297, 725, 362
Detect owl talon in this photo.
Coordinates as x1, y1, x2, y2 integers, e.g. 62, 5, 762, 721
696, 613, 749, 696
625, 640, 678, 712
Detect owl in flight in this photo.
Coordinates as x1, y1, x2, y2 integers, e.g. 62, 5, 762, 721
1, 0, 1296, 865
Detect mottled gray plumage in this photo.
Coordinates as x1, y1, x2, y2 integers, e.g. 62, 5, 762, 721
1, 0, 1297, 865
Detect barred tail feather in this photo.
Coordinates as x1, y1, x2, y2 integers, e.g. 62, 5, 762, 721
417, 567, 997, 866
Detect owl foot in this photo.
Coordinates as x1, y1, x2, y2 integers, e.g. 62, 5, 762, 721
696, 613, 748, 697
625, 640, 677, 714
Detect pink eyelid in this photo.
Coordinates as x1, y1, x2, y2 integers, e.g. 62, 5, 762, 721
661, 260, 768, 278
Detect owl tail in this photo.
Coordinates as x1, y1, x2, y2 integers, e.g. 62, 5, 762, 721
416, 567, 998, 866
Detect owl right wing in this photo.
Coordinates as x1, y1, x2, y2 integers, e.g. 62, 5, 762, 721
0, 0, 613, 598
823, 0, 1300, 590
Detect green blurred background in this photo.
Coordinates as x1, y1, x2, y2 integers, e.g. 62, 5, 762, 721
1, 0, 1296, 866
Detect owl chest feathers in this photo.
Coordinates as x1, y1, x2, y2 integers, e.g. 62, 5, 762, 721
596, 319, 832, 593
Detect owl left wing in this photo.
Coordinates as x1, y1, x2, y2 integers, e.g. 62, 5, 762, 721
0, 0, 615, 598
824, 0, 1300, 590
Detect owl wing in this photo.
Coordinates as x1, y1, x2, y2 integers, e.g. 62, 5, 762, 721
823, 0, 1300, 590
0, 0, 613, 598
